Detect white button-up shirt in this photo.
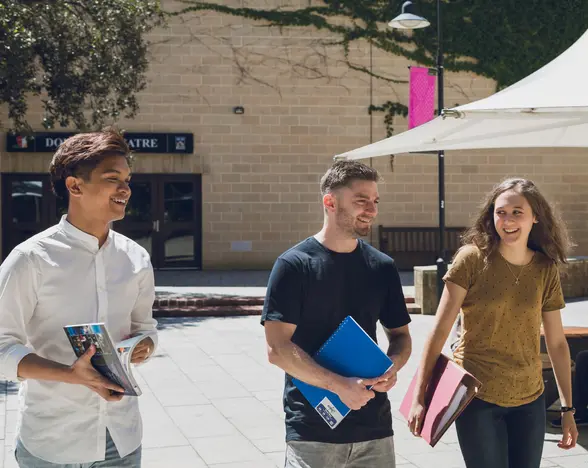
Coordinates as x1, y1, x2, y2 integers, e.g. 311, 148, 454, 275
0, 216, 157, 464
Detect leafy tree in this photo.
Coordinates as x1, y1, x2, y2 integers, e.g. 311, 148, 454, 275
173, 0, 588, 134
0, 0, 165, 131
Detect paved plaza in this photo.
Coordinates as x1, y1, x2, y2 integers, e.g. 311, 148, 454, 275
0, 299, 586, 467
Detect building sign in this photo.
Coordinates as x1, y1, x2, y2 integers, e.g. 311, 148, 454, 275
5, 132, 194, 154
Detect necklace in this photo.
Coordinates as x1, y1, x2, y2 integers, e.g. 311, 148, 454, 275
502, 253, 534, 285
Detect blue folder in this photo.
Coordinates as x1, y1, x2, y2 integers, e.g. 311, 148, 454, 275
292, 316, 393, 429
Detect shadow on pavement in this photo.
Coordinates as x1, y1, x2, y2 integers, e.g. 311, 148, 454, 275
155, 315, 255, 331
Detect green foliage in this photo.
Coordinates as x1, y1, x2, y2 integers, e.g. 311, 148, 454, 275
0, 0, 165, 131
174, 0, 588, 133
369, 102, 408, 137
405, 0, 588, 90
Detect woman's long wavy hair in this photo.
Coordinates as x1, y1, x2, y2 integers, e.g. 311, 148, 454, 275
462, 178, 571, 265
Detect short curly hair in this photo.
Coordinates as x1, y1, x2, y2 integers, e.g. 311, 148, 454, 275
49, 128, 132, 200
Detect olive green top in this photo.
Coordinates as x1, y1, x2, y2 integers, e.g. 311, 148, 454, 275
444, 245, 564, 407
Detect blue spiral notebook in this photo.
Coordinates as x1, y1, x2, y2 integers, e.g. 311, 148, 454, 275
292, 316, 393, 429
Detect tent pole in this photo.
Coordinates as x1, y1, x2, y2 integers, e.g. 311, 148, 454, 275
436, 0, 447, 303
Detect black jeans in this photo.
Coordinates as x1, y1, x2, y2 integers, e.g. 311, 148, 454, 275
455, 393, 545, 468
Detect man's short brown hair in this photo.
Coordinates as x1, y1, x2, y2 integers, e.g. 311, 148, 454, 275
49, 128, 132, 200
320, 160, 380, 196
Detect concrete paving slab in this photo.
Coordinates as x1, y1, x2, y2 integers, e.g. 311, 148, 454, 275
546, 455, 588, 467
142, 446, 207, 468
150, 384, 210, 407
208, 460, 278, 468
542, 433, 588, 458
195, 378, 251, 400
264, 450, 286, 467
3, 451, 16, 468
253, 389, 280, 401
227, 415, 285, 440
403, 450, 467, 468
188, 434, 267, 465
260, 398, 285, 417
211, 397, 276, 419
140, 394, 191, 449
250, 436, 286, 454
395, 453, 412, 465
541, 459, 561, 467
166, 405, 240, 439
183, 365, 232, 384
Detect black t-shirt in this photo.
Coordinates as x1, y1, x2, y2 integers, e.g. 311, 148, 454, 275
261, 237, 411, 444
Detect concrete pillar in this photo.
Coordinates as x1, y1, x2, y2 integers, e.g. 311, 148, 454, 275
414, 265, 438, 315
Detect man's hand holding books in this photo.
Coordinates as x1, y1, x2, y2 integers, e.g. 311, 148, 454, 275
331, 366, 398, 411
69, 344, 125, 402
332, 377, 376, 410
369, 366, 398, 393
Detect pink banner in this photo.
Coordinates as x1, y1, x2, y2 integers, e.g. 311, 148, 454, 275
409, 67, 436, 129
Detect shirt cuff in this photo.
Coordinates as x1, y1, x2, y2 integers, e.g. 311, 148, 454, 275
134, 331, 158, 366
3, 344, 34, 382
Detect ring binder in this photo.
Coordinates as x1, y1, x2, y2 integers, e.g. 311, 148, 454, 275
399, 354, 482, 446
293, 316, 393, 429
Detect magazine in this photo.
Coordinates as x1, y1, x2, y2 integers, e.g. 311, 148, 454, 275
63, 323, 155, 396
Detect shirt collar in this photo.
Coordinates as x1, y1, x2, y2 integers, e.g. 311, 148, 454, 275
58, 215, 113, 252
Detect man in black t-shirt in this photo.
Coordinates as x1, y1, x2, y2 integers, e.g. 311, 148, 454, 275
262, 160, 412, 468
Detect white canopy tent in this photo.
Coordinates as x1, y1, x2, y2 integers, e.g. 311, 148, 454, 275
336, 29, 588, 160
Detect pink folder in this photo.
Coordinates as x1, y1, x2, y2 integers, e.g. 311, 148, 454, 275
400, 354, 481, 447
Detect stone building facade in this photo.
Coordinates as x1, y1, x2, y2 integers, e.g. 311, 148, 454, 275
1, 0, 587, 269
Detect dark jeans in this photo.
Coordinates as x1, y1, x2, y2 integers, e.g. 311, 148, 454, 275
575, 350, 588, 417
455, 393, 545, 468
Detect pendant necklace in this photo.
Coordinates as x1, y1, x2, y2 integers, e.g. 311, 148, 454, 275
502, 253, 534, 285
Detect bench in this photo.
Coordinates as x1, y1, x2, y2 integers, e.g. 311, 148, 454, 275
378, 226, 467, 270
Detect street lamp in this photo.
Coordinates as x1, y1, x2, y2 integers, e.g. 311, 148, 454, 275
389, 0, 447, 303
388, 1, 430, 29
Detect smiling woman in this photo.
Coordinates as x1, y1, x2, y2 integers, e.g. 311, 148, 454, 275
463, 178, 570, 265
409, 177, 578, 468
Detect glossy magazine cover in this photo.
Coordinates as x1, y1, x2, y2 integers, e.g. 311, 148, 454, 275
64, 323, 144, 396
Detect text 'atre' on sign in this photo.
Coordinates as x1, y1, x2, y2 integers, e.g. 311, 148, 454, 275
5, 132, 194, 154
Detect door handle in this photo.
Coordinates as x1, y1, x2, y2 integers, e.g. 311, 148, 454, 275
153, 220, 160, 232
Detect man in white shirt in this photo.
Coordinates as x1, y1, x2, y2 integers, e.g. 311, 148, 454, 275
0, 129, 157, 467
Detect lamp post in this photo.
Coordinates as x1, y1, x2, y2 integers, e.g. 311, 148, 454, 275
389, 0, 446, 302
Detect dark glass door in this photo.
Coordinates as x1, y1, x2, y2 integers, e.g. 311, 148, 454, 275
2, 174, 54, 257
2, 173, 202, 269
159, 176, 202, 268
113, 174, 202, 269
113, 175, 157, 258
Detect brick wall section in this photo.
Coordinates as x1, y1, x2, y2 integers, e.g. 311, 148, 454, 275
1, 1, 587, 268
